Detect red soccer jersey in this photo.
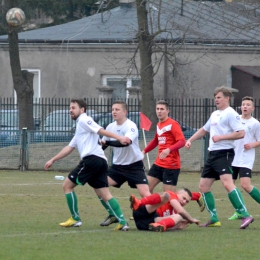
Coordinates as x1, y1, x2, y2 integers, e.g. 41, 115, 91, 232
154, 117, 185, 169
156, 191, 178, 216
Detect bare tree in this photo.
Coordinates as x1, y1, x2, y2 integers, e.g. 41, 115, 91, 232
4, 1, 35, 130
136, 0, 156, 125
7, 22, 34, 130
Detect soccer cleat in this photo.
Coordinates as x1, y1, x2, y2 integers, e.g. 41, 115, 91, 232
100, 215, 119, 226
228, 212, 243, 221
240, 217, 254, 229
199, 220, 221, 227
129, 194, 140, 211
197, 193, 205, 212
149, 222, 166, 232
129, 216, 134, 220
59, 217, 82, 227
114, 223, 129, 231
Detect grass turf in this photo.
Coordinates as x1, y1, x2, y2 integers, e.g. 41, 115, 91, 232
0, 170, 259, 260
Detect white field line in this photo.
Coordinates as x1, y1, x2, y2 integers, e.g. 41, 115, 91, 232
0, 194, 130, 198
0, 182, 62, 186
0, 228, 113, 238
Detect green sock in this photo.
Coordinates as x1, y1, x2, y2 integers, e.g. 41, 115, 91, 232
249, 186, 260, 204
228, 188, 250, 218
203, 191, 219, 223
99, 196, 113, 216
65, 191, 80, 221
106, 198, 127, 225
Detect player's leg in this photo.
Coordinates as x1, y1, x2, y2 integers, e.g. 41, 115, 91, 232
130, 192, 169, 211
200, 151, 230, 227
147, 164, 163, 193
172, 220, 189, 230
99, 195, 119, 226
228, 167, 242, 220
199, 177, 220, 227
239, 168, 260, 204
59, 165, 83, 227
128, 161, 150, 197
132, 206, 157, 230
96, 187, 129, 231
228, 170, 260, 223
216, 151, 251, 220
136, 184, 151, 197
85, 156, 128, 230
147, 176, 160, 193
221, 173, 253, 229
149, 214, 183, 232
99, 166, 123, 226
191, 192, 205, 212
62, 179, 80, 220
162, 168, 180, 192
217, 150, 253, 228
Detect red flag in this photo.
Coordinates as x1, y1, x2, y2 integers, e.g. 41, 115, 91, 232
140, 112, 152, 131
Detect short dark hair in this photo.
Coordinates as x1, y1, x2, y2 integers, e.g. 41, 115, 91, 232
70, 99, 87, 112
214, 86, 232, 99
182, 188, 192, 198
156, 100, 169, 110
242, 96, 254, 105
112, 100, 128, 111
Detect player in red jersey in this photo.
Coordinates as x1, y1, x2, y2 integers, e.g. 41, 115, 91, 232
130, 188, 200, 232
142, 100, 204, 211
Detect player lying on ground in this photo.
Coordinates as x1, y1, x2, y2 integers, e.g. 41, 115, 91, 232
130, 188, 200, 232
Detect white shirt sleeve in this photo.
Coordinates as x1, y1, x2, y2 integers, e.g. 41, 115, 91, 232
125, 122, 138, 141
69, 136, 77, 148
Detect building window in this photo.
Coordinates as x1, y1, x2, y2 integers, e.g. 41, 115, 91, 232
14, 69, 41, 102
102, 75, 141, 99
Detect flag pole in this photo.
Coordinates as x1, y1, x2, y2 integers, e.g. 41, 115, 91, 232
142, 128, 151, 169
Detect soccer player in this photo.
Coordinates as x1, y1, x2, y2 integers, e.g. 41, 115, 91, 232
44, 99, 130, 231
185, 87, 254, 229
229, 96, 260, 220
142, 100, 205, 212
130, 188, 200, 232
99, 100, 151, 226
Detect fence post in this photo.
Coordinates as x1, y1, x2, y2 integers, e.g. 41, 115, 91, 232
19, 127, 28, 171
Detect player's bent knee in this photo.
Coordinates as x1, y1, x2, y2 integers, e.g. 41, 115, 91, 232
161, 192, 170, 202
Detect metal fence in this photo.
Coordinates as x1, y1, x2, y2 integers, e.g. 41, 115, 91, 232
0, 97, 260, 172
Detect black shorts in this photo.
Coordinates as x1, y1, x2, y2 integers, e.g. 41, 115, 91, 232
202, 149, 234, 180
108, 160, 148, 188
133, 206, 159, 230
68, 155, 109, 189
232, 166, 252, 180
148, 164, 180, 186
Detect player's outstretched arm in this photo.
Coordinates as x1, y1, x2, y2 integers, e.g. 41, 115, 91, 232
44, 146, 74, 170
185, 128, 207, 149
170, 199, 200, 224
98, 128, 131, 145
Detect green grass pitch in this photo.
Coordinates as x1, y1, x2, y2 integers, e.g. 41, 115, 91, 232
1, 170, 259, 260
